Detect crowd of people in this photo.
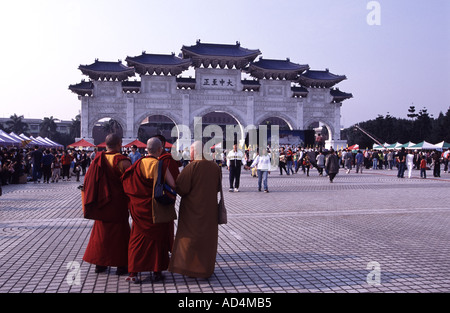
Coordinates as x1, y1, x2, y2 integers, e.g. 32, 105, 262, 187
2, 142, 449, 191
0, 143, 152, 189
0, 145, 94, 187
201, 144, 450, 193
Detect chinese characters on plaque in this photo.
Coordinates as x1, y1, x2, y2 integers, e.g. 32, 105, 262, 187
201, 76, 236, 89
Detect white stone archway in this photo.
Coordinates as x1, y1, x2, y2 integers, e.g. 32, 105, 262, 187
70, 41, 352, 149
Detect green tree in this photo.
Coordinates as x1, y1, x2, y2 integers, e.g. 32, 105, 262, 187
407, 105, 418, 119
70, 114, 81, 138
40, 116, 58, 139
415, 107, 432, 142
5, 114, 29, 135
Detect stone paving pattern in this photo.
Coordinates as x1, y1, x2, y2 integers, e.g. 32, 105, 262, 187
1, 166, 449, 293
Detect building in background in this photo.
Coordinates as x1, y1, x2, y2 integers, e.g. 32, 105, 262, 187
69, 40, 352, 149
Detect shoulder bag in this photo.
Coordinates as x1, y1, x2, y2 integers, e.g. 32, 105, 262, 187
154, 159, 177, 205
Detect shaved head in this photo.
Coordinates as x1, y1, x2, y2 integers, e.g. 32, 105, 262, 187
190, 141, 204, 160
105, 133, 122, 150
147, 137, 163, 156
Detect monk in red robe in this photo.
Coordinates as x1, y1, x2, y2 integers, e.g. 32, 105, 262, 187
82, 134, 131, 275
153, 134, 182, 254
122, 137, 176, 283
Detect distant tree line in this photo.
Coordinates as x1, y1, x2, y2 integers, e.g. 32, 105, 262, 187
0, 114, 81, 147
342, 106, 450, 149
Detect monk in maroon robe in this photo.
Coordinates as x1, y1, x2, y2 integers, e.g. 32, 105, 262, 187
154, 134, 181, 256
82, 134, 131, 275
122, 137, 176, 283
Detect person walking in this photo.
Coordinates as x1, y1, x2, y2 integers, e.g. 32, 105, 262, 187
51, 155, 61, 183
406, 149, 414, 178
420, 155, 427, 179
371, 150, 379, 170
30, 146, 43, 183
325, 148, 340, 183
387, 150, 394, 170
278, 147, 288, 175
286, 147, 294, 175
316, 151, 325, 176
41, 149, 54, 183
303, 154, 311, 177
397, 147, 406, 178
432, 150, 441, 177
250, 147, 271, 192
168, 141, 222, 279
355, 150, 364, 174
227, 144, 244, 192
61, 150, 73, 181
343, 149, 352, 174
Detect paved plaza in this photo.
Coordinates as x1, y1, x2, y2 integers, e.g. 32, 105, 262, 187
1, 166, 449, 294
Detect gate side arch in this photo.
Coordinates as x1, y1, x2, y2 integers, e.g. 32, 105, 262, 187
133, 111, 183, 140
190, 106, 247, 146
303, 118, 335, 141
254, 112, 295, 130
87, 114, 127, 139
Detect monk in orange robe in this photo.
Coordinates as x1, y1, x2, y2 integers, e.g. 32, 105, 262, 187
122, 137, 175, 283
168, 141, 222, 278
82, 134, 131, 275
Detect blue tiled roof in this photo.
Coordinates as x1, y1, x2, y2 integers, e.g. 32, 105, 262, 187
182, 41, 261, 58
68, 80, 94, 96
300, 69, 346, 81
250, 58, 309, 72
298, 69, 346, 87
69, 80, 94, 89
126, 53, 191, 66
330, 88, 353, 101
79, 60, 134, 73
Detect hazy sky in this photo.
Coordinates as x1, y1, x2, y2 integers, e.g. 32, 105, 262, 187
0, 0, 449, 128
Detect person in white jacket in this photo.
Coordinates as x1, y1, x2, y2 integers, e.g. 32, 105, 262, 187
249, 148, 271, 193
406, 150, 415, 178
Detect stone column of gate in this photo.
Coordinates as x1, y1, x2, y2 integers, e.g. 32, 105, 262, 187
177, 94, 192, 151
122, 97, 135, 146
326, 102, 347, 150
79, 97, 91, 143
296, 101, 304, 133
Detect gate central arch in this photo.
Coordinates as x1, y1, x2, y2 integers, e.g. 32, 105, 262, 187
70, 40, 352, 149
